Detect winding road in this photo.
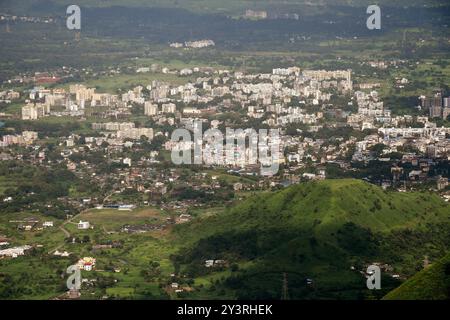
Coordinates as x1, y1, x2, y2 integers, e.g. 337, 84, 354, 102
47, 210, 86, 254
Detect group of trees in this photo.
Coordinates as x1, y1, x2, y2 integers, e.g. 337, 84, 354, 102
0, 161, 81, 218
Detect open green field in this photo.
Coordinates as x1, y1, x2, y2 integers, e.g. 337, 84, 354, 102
0, 211, 66, 249
0, 101, 25, 116
78, 207, 167, 230
0, 176, 19, 196
67, 72, 194, 94
0, 206, 179, 299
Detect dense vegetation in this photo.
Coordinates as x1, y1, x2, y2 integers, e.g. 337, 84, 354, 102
0, 161, 92, 218
172, 179, 450, 299
384, 252, 450, 300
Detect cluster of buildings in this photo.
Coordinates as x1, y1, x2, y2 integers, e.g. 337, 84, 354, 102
0, 13, 56, 24
0, 131, 38, 147
243, 9, 300, 20
1, 60, 449, 219
117, 128, 154, 140
14, 64, 450, 179
0, 245, 32, 258
244, 10, 268, 20
21, 103, 50, 120
420, 92, 450, 119
92, 122, 154, 141
0, 90, 20, 103
170, 40, 215, 49
204, 259, 227, 268
92, 122, 135, 131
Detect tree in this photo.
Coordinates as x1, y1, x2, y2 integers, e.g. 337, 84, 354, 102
101, 141, 109, 148
369, 143, 387, 157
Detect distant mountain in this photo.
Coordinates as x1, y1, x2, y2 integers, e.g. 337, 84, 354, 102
1, 0, 448, 16
172, 179, 450, 299
384, 253, 450, 300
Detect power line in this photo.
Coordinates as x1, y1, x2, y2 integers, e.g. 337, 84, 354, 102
281, 272, 289, 300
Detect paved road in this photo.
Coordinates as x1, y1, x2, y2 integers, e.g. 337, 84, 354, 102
59, 226, 70, 238
103, 191, 116, 204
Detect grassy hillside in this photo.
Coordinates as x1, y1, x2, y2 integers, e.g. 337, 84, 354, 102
171, 179, 450, 299
384, 253, 450, 300
174, 179, 450, 243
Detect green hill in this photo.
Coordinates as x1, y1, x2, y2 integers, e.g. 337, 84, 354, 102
383, 253, 450, 300
172, 179, 450, 299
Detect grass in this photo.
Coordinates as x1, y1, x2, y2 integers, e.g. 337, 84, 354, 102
0, 101, 24, 116
0, 205, 179, 299
384, 252, 450, 300
1, 180, 449, 299
0, 176, 20, 195
174, 179, 450, 244
170, 179, 450, 299
75, 72, 194, 94
106, 287, 135, 297
79, 207, 166, 230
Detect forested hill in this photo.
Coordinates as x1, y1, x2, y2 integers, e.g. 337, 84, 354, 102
171, 179, 450, 299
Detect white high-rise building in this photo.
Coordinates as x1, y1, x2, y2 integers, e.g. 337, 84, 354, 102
22, 104, 38, 120
161, 103, 176, 114
144, 102, 158, 116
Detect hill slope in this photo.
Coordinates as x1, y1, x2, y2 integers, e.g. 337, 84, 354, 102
172, 179, 450, 299
383, 253, 450, 300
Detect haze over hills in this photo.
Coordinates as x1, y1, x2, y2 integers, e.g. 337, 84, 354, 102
1, 0, 449, 16
171, 179, 450, 299
2, 0, 447, 48
0, 0, 448, 82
